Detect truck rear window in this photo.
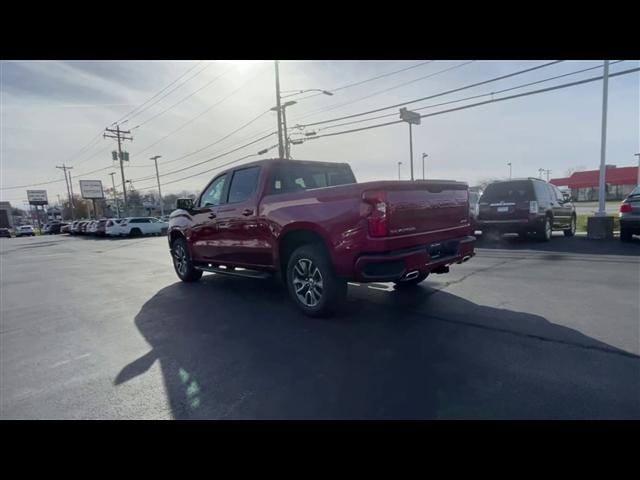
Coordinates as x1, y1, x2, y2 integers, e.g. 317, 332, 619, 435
481, 180, 534, 202
269, 163, 355, 194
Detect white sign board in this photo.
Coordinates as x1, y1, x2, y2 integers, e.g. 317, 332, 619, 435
79, 180, 104, 199
27, 190, 48, 205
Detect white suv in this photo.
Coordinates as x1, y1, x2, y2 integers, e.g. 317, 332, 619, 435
105, 218, 124, 236
118, 217, 166, 237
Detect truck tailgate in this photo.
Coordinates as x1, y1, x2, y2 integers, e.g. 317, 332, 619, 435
385, 181, 470, 235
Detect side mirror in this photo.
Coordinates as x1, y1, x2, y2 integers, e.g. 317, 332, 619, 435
562, 193, 571, 203
176, 198, 194, 210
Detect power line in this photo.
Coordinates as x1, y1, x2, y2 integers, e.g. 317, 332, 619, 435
291, 61, 476, 122
130, 63, 271, 158
136, 65, 234, 128
285, 60, 436, 102
299, 66, 639, 142
113, 61, 205, 124
136, 146, 279, 191
314, 60, 628, 133
127, 132, 277, 188
296, 60, 565, 128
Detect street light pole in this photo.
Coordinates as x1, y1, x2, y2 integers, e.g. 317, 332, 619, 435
109, 172, 120, 218
408, 124, 414, 181
635, 153, 640, 185
597, 60, 610, 217
398, 161, 402, 180
150, 155, 164, 217
507, 162, 512, 180
422, 153, 428, 180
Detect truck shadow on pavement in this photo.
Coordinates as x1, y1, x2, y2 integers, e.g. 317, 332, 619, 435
115, 274, 640, 420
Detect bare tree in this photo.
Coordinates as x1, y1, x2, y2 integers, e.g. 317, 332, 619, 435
564, 165, 586, 177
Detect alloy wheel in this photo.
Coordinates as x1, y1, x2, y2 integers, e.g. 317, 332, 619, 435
292, 258, 324, 307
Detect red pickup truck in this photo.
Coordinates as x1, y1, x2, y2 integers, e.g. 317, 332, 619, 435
168, 159, 475, 316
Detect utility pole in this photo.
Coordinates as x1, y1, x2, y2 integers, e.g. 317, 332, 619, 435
507, 162, 512, 180
398, 161, 403, 180
104, 124, 133, 214
274, 61, 285, 159
109, 172, 120, 218
422, 153, 428, 180
56, 164, 74, 220
150, 155, 164, 217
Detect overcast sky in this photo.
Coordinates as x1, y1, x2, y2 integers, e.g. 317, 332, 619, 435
1, 60, 638, 207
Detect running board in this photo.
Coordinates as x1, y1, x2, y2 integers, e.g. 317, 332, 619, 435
194, 265, 272, 279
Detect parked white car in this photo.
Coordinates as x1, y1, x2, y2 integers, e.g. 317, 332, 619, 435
15, 225, 36, 237
118, 217, 166, 237
105, 218, 124, 236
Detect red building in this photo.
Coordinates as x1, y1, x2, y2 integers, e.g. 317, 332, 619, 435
550, 165, 639, 201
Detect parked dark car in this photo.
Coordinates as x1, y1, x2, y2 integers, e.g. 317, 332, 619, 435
0, 228, 11, 238
45, 222, 65, 234
476, 178, 576, 241
168, 158, 475, 317
620, 185, 640, 241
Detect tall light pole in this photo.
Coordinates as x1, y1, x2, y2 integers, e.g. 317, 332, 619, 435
398, 161, 403, 180
422, 153, 428, 180
507, 162, 512, 179
109, 172, 120, 218
596, 60, 610, 217
635, 153, 640, 185
150, 155, 164, 217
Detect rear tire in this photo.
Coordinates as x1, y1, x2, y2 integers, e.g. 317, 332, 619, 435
563, 215, 576, 237
537, 216, 552, 242
620, 227, 633, 242
286, 244, 347, 317
394, 272, 429, 288
171, 237, 202, 282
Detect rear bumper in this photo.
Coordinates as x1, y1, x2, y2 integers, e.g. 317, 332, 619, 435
353, 235, 476, 282
476, 215, 544, 232
620, 218, 640, 233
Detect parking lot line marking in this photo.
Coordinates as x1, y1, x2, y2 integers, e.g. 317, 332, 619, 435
49, 353, 91, 369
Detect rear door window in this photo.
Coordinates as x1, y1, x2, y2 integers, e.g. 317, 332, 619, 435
269, 163, 356, 194
227, 166, 261, 204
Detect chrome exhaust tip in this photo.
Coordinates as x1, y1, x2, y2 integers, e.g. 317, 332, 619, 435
402, 270, 420, 281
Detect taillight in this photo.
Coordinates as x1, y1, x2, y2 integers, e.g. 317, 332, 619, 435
529, 201, 539, 214
362, 190, 388, 237
620, 203, 632, 213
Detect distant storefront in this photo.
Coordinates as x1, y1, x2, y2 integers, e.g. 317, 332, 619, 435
550, 165, 638, 202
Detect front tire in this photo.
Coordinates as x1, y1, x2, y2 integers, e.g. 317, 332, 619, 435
172, 237, 202, 282
563, 215, 576, 237
394, 272, 429, 288
286, 244, 347, 317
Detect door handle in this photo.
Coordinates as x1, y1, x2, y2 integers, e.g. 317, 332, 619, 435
242, 209, 253, 216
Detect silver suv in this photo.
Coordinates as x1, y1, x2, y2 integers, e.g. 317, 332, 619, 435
620, 185, 640, 242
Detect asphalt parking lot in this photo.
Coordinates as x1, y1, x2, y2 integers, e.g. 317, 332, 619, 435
1, 233, 638, 419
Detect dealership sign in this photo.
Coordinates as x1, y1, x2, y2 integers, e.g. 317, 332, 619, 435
27, 190, 49, 205
79, 180, 105, 199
